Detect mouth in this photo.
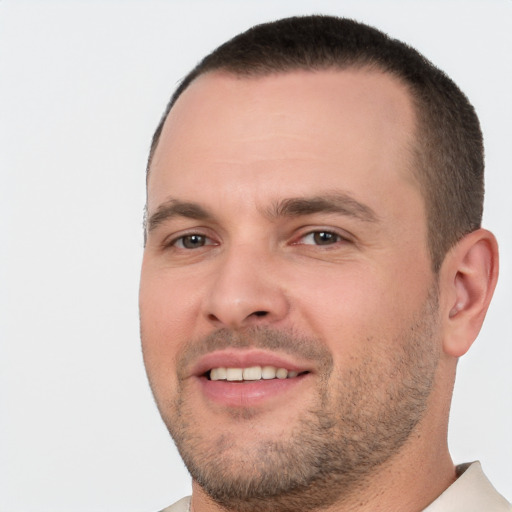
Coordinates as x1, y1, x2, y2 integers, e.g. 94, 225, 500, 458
191, 350, 313, 407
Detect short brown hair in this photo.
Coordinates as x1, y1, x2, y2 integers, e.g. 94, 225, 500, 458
147, 15, 484, 271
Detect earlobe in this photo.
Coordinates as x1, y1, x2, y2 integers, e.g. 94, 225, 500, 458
440, 229, 499, 358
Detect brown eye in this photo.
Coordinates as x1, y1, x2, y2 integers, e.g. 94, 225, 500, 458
312, 231, 339, 245
175, 234, 208, 249
299, 231, 342, 246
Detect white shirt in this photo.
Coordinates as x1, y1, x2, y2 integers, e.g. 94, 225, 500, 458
423, 462, 510, 511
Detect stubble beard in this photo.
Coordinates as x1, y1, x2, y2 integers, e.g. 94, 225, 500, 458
155, 289, 440, 512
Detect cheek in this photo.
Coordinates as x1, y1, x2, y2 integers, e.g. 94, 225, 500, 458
139, 268, 200, 388
140, 261, 204, 331
289, 262, 426, 356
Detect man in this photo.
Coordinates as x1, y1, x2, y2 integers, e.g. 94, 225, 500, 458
139, 15, 509, 512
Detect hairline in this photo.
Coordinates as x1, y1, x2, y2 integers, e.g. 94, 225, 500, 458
147, 62, 424, 183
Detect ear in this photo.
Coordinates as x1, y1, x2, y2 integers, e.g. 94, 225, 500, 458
439, 229, 499, 358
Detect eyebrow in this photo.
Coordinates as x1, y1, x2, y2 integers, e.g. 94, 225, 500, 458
267, 193, 378, 223
146, 199, 213, 233
146, 192, 378, 234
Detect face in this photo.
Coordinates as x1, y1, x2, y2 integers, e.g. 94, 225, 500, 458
140, 70, 441, 511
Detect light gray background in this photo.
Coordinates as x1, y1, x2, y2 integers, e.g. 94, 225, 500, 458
1, 1, 510, 511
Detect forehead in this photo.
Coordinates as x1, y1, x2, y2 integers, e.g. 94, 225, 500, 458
148, 69, 419, 215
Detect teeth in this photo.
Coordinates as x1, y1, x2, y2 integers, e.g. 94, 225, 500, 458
226, 368, 243, 381
276, 368, 288, 379
243, 366, 262, 380
210, 366, 299, 382
209, 365, 301, 381
262, 365, 277, 379
210, 367, 227, 381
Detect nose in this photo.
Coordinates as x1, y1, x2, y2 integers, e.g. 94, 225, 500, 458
203, 244, 289, 329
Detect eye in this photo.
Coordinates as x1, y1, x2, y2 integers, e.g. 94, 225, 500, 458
298, 231, 344, 246
173, 234, 214, 249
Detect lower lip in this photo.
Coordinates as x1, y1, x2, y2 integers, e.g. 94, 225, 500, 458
198, 374, 309, 407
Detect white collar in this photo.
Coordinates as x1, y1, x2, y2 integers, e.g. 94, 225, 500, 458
422, 462, 510, 511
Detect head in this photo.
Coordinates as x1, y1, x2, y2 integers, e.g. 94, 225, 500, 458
147, 15, 485, 272
140, 15, 498, 512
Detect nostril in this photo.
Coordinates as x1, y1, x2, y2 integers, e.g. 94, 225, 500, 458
253, 311, 268, 317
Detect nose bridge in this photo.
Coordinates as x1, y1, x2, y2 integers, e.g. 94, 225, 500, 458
204, 239, 288, 328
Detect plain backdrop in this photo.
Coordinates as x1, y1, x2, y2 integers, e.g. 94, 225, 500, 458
1, 1, 511, 511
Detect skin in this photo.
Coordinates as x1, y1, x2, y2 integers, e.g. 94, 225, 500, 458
140, 69, 498, 512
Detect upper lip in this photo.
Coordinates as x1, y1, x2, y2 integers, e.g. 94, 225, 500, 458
189, 349, 312, 378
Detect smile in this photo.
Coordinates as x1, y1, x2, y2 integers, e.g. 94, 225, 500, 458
208, 366, 304, 381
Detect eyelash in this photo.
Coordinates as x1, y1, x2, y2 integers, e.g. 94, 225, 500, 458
169, 233, 217, 250
295, 230, 347, 246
